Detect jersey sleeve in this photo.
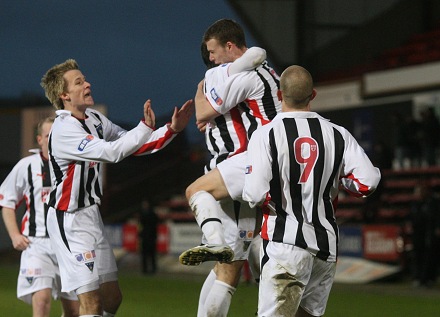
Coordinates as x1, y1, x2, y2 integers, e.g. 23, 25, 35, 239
51, 114, 154, 163
242, 126, 273, 206
339, 129, 381, 197
0, 158, 28, 209
133, 123, 178, 156
206, 72, 259, 115
228, 47, 266, 75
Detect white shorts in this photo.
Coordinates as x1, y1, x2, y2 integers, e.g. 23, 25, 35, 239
47, 204, 118, 293
258, 240, 336, 317
17, 236, 77, 304
217, 152, 246, 201
202, 197, 256, 261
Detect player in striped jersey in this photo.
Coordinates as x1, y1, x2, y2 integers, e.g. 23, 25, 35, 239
180, 19, 280, 266
195, 43, 266, 317
179, 18, 280, 317
243, 65, 381, 317
0, 117, 79, 317
40, 59, 193, 317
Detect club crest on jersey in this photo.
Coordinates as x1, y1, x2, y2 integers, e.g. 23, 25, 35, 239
245, 165, 252, 174
210, 88, 223, 106
26, 277, 34, 284
78, 135, 94, 151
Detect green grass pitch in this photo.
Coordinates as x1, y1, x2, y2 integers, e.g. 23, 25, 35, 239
1, 263, 439, 316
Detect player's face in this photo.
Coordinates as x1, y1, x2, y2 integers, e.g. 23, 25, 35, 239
37, 122, 52, 159
206, 39, 233, 64
62, 69, 94, 109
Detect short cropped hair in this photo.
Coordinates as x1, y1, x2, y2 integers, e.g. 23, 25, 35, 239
203, 19, 247, 48
40, 59, 79, 110
36, 117, 55, 136
280, 65, 314, 109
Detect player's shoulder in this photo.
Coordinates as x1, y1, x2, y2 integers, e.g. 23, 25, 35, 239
13, 152, 40, 169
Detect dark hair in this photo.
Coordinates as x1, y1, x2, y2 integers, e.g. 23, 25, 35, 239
203, 19, 246, 48
200, 42, 217, 69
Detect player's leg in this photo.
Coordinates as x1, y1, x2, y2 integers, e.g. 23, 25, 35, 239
186, 169, 230, 245
298, 257, 336, 317
100, 280, 122, 315
180, 169, 234, 266
197, 269, 217, 317
60, 296, 80, 317
203, 261, 244, 316
77, 289, 101, 315
31, 288, 52, 317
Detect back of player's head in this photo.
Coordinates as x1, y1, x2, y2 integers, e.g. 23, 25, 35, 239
280, 65, 314, 109
200, 42, 217, 69
41, 59, 79, 110
203, 19, 247, 49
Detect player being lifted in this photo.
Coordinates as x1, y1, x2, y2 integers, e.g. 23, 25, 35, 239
179, 18, 281, 316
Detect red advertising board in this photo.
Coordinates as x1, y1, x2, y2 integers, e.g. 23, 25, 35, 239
156, 224, 169, 254
362, 225, 401, 261
122, 223, 139, 252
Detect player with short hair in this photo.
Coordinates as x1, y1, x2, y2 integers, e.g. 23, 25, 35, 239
243, 65, 381, 316
0, 116, 80, 317
179, 18, 281, 317
194, 42, 266, 317
40, 59, 193, 317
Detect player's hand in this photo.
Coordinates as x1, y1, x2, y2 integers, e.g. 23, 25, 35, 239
11, 234, 30, 251
169, 99, 194, 133
196, 120, 208, 132
143, 99, 156, 128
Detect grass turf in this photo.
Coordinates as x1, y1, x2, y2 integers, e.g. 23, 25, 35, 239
1, 263, 439, 316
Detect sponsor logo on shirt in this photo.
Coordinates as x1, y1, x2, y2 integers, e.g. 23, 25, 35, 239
245, 165, 252, 174
78, 135, 94, 151
210, 88, 223, 106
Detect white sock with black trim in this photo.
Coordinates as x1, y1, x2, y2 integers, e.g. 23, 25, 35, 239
189, 191, 225, 245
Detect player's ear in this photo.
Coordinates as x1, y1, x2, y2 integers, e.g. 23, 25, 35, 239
60, 92, 70, 102
310, 89, 317, 101
277, 89, 283, 102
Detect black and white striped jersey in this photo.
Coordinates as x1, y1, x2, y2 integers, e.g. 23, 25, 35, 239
206, 61, 280, 139
204, 61, 281, 170
0, 150, 51, 237
48, 108, 176, 212
243, 112, 381, 262
203, 64, 247, 170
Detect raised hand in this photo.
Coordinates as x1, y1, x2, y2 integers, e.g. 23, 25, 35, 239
143, 99, 156, 128
169, 99, 194, 133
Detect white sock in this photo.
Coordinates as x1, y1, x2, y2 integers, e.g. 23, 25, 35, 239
103, 312, 115, 317
197, 270, 217, 317
189, 191, 225, 245
204, 280, 236, 317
